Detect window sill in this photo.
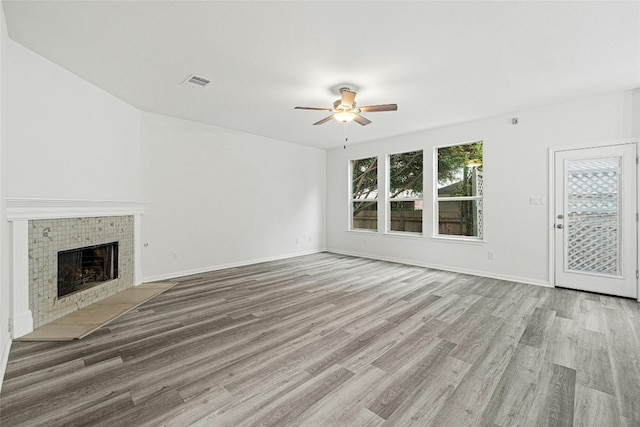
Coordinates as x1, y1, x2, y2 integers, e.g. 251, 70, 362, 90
430, 235, 486, 245
383, 231, 424, 239
348, 229, 379, 234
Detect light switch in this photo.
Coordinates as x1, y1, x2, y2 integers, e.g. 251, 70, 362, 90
529, 197, 544, 205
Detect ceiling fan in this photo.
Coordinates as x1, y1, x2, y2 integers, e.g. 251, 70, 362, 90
295, 87, 397, 126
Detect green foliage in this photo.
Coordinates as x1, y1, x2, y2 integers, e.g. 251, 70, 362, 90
350, 142, 482, 216
437, 141, 483, 236
389, 151, 423, 198
437, 141, 483, 187
352, 157, 378, 200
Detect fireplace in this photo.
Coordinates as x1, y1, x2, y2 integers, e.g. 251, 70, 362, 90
7, 198, 148, 337
26, 215, 135, 328
57, 242, 119, 298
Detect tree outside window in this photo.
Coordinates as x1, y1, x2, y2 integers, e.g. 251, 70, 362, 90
436, 141, 483, 238
351, 156, 378, 231
388, 150, 423, 233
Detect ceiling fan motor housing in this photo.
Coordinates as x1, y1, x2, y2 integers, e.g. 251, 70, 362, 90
334, 99, 356, 111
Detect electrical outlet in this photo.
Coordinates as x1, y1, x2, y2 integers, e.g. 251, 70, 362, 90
172, 251, 178, 261
488, 251, 494, 260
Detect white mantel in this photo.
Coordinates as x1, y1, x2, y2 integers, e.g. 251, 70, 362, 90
6, 198, 150, 338
7, 198, 149, 220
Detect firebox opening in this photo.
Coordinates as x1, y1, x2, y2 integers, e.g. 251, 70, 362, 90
57, 242, 119, 298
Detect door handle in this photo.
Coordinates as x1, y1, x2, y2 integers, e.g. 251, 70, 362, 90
556, 224, 564, 229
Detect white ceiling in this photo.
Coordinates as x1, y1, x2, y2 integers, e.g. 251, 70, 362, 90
3, 1, 639, 149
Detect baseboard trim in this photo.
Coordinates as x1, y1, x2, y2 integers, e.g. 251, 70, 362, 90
143, 248, 327, 282
0, 337, 12, 395
143, 247, 551, 288
326, 248, 552, 288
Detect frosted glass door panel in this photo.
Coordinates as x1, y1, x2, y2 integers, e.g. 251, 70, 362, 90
565, 158, 620, 276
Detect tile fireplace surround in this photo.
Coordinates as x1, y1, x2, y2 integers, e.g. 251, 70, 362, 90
7, 199, 148, 338
30, 216, 133, 328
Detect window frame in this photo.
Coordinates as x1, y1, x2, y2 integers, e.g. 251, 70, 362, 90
386, 150, 424, 235
433, 141, 484, 241
350, 156, 379, 232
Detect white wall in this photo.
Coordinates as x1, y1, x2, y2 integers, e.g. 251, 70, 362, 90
140, 113, 326, 281
326, 89, 639, 285
0, 38, 327, 383
3, 35, 327, 291
634, 88, 640, 137
5, 40, 141, 200
0, 1, 10, 392
1, 39, 142, 386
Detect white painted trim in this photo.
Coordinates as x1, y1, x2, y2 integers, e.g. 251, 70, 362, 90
636, 141, 640, 303
383, 231, 424, 239
385, 153, 391, 234
143, 248, 326, 283
0, 339, 11, 395
433, 141, 485, 240
346, 229, 379, 235
429, 236, 486, 245
349, 155, 382, 233
549, 147, 556, 289
11, 220, 32, 338
6, 198, 151, 220
134, 214, 143, 286
327, 248, 552, 288
436, 196, 483, 202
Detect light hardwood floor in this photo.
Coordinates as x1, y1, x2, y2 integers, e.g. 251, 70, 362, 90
1, 252, 639, 426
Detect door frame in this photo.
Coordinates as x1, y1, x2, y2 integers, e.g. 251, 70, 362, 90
549, 138, 639, 301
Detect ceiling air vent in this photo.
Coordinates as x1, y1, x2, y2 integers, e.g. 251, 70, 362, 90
183, 74, 211, 88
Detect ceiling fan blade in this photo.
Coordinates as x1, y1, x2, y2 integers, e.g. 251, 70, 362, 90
313, 115, 335, 125
357, 104, 398, 113
353, 114, 371, 126
340, 90, 356, 107
295, 106, 333, 111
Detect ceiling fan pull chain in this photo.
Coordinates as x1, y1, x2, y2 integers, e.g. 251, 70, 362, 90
343, 122, 349, 145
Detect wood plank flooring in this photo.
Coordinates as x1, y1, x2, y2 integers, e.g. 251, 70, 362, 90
1, 252, 639, 426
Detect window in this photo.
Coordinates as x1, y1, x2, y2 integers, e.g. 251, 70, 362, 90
436, 141, 483, 238
351, 156, 378, 231
388, 150, 423, 233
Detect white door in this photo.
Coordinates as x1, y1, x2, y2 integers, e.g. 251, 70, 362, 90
554, 143, 637, 298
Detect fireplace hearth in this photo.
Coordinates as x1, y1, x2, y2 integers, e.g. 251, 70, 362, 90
58, 242, 119, 298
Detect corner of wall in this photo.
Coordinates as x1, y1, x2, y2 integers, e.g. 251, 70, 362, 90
633, 87, 640, 138
0, 0, 12, 392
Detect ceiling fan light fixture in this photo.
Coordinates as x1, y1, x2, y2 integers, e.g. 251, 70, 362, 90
296, 87, 396, 127
334, 111, 356, 123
